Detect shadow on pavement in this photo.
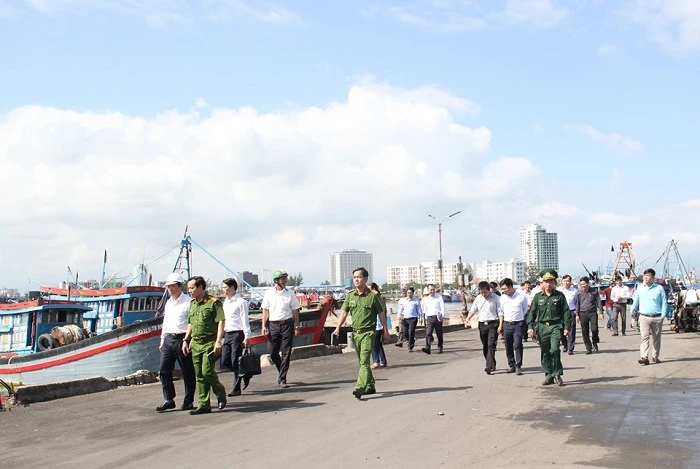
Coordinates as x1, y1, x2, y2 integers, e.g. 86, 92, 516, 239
388, 362, 447, 369
227, 399, 325, 413
366, 385, 472, 400
563, 375, 636, 386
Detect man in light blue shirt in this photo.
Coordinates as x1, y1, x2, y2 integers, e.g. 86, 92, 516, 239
398, 287, 422, 352
631, 268, 670, 365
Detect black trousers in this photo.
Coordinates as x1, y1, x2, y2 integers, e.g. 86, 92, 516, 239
478, 321, 499, 370
612, 302, 627, 334
268, 319, 294, 382
221, 330, 244, 392
425, 316, 443, 350
504, 321, 524, 368
561, 320, 577, 352
579, 310, 599, 352
159, 334, 195, 405
402, 317, 418, 350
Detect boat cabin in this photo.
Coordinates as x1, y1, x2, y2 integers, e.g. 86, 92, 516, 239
0, 299, 91, 354
40, 286, 165, 335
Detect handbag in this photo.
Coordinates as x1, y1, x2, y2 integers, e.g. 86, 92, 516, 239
238, 347, 262, 376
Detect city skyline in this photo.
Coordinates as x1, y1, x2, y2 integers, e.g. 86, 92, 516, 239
1, 1, 698, 289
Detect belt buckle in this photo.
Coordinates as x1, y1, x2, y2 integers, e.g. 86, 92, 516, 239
544, 322, 550, 326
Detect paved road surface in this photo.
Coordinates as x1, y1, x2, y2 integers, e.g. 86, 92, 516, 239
2, 328, 699, 469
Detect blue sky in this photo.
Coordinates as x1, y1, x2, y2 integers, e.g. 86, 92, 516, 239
1, 0, 699, 287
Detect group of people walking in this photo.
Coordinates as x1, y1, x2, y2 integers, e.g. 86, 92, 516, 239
155, 268, 303, 414
154, 264, 673, 410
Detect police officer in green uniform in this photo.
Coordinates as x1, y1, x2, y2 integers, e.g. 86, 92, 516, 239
527, 269, 571, 387
333, 267, 389, 399
181, 276, 227, 414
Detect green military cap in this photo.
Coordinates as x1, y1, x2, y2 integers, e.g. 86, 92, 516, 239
540, 269, 558, 280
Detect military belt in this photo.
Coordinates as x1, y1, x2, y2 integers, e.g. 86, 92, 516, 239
539, 321, 560, 326
191, 334, 217, 344
353, 328, 373, 334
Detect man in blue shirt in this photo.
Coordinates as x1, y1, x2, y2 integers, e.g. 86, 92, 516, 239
631, 268, 670, 365
397, 287, 422, 352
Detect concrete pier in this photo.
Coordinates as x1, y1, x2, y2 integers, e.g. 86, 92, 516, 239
1, 327, 699, 469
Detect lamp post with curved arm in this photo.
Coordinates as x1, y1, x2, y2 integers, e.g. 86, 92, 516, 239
428, 211, 462, 291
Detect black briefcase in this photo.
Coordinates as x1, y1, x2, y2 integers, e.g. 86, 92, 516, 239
238, 348, 262, 376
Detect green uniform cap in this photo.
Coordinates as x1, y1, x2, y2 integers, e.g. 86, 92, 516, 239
273, 269, 288, 280
540, 269, 558, 280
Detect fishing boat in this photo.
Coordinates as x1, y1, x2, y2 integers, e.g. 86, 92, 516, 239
38, 285, 166, 335
0, 229, 335, 385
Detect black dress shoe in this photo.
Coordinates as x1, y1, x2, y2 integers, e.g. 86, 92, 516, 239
363, 388, 376, 395
155, 400, 176, 412
421, 347, 431, 355
242, 375, 251, 390
585, 350, 592, 355
567, 351, 574, 355
515, 367, 523, 376
593, 344, 599, 352
638, 357, 649, 365
218, 396, 227, 410
180, 402, 194, 411
189, 407, 211, 415
555, 376, 564, 387
484, 367, 492, 375
227, 389, 241, 397
352, 389, 363, 399
394, 342, 403, 347
437, 348, 443, 354
542, 377, 554, 386
506, 367, 516, 374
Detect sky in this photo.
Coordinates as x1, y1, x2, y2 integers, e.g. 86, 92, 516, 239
1, 0, 699, 290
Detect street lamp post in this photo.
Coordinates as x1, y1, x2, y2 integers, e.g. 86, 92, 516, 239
428, 211, 462, 292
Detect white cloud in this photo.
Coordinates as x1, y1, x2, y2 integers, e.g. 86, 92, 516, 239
373, 0, 568, 32
597, 43, 619, 55
532, 120, 544, 136
2, 82, 698, 288
563, 124, 643, 153
5, 0, 301, 26
497, 0, 569, 29
618, 0, 700, 51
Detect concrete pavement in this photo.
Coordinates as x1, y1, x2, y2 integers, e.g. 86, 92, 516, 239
2, 327, 699, 469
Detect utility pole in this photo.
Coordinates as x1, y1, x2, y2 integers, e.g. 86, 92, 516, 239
428, 211, 462, 291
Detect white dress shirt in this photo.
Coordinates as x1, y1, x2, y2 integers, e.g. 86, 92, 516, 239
262, 287, 301, 321
611, 285, 630, 303
223, 293, 251, 339
470, 293, 501, 322
160, 292, 192, 346
558, 286, 578, 310
421, 294, 445, 320
499, 290, 529, 322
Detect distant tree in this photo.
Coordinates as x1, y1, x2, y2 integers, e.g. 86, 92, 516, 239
288, 272, 304, 287
321, 280, 331, 286
381, 282, 400, 292
525, 264, 540, 283
258, 281, 271, 287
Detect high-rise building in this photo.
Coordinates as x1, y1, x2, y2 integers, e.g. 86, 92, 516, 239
386, 262, 460, 288
241, 271, 259, 287
475, 259, 527, 284
520, 224, 559, 273
329, 249, 373, 285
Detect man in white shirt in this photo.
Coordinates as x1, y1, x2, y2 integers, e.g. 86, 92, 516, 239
499, 278, 529, 375
397, 287, 423, 352
557, 274, 578, 355
156, 272, 195, 412
421, 283, 445, 355
465, 281, 503, 374
520, 281, 534, 342
261, 269, 301, 388
610, 277, 630, 336
221, 278, 252, 397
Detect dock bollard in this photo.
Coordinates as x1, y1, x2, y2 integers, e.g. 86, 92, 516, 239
346, 332, 355, 350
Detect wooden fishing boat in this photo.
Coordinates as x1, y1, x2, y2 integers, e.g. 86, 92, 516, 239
0, 296, 335, 385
